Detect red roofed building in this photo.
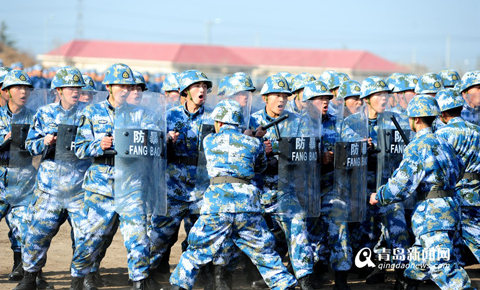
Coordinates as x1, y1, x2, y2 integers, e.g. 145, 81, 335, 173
38, 39, 406, 85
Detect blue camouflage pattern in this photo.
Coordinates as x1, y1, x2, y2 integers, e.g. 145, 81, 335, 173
439, 69, 461, 87
436, 88, 465, 112
415, 73, 444, 95
301, 80, 332, 102
51, 66, 85, 88
260, 75, 291, 96
360, 76, 390, 99
376, 126, 472, 288
1, 70, 33, 90
211, 99, 244, 126
461, 70, 480, 93
102, 63, 136, 86
407, 94, 441, 117
290, 73, 316, 93
179, 70, 212, 96
337, 80, 361, 100
162, 72, 181, 93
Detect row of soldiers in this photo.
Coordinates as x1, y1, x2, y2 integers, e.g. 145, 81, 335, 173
1, 60, 167, 92
0, 62, 478, 290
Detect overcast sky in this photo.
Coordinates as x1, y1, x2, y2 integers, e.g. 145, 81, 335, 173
3, 0, 480, 73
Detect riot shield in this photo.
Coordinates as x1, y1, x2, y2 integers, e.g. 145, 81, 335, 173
224, 91, 253, 131
463, 92, 480, 126
53, 91, 108, 207
277, 105, 322, 217
332, 102, 369, 222
114, 90, 166, 216
6, 89, 48, 206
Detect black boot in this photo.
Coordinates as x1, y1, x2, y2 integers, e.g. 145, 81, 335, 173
394, 268, 407, 290
83, 272, 99, 290
333, 271, 351, 290
245, 259, 267, 289
365, 268, 385, 284
70, 277, 84, 290
197, 262, 214, 290
170, 285, 186, 290
311, 263, 329, 289
298, 275, 313, 290
14, 271, 38, 290
9, 252, 24, 281
405, 278, 420, 290
36, 270, 54, 290
131, 277, 160, 290
214, 266, 232, 290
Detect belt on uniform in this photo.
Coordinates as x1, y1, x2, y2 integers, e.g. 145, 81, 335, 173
210, 176, 251, 185
93, 156, 115, 166
418, 189, 454, 201
172, 156, 198, 166
463, 172, 480, 181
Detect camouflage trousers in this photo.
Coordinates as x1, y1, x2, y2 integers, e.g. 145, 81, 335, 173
405, 230, 474, 290
352, 202, 409, 264
148, 198, 200, 270
461, 206, 480, 263
264, 198, 314, 279
0, 200, 8, 221
316, 192, 353, 271
170, 213, 297, 290
1, 200, 22, 253
6, 205, 30, 251
71, 191, 150, 281
22, 188, 84, 272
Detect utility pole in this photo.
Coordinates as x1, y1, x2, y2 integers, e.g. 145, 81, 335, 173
204, 19, 221, 45
445, 35, 451, 68
75, 0, 84, 39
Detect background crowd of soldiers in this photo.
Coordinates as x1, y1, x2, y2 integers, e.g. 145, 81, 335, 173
0, 60, 479, 290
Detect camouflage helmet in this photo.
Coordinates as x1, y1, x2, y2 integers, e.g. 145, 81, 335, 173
260, 75, 292, 96
133, 70, 148, 91
179, 69, 213, 96
211, 99, 244, 125
10, 62, 23, 69
302, 80, 333, 102
438, 69, 461, 87
360, 76, 390, 99
290, 72, 316, 93
162, 72, 181, 92
102, 63, 136, 86
337, 80, 362, 100
406, 94, 441, 117
0, 67, 12, 84
460, 70, 480, 93
277, 71, 294, 88
225, 73, 256, 97
2, 70, 33, 90
318, 70, 342, 91
81, 74, 97, 91
51, 66, 85, 89
337, 72, 351, 84
392, 73, 418, 93
217, 76, 230, 96
436, 88, 465, 112
414, 73, 444, 94
385, 73, 404, 91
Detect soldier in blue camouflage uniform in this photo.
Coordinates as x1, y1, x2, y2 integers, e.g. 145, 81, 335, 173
0, 67, 12, 224
162, 72, 183, 108
284, 73, 315, 114
71, 63, 159, 290
249, 75, 314, 289
217, 76, 230, 96
352, 77, 410, 286
79, 74, 97, 103
435, 88, 480, 266
318, 70, 350, 115
13, 67, 86, 290
0, 70, 46, 286
148, 70, 212, 281
301, 80, 354, 290
337, 80, 363, 118
389, 74, 418, 117
439, 69, 461, 88
170, 99, 297, 290
415, 73, 445, 131
371, 94, 474, 290
460, 71, 480, 126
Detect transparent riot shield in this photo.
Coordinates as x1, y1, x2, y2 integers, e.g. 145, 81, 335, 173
114, 90, 166, 216
377, 108, 416, 209
6, 89, 48, 206
251, 94, 264, 115
224, 91, 253, 132
463, 92, 480, 126
277, 105, 322, 217
53, 91, 109, 207
332, 102, 369, 222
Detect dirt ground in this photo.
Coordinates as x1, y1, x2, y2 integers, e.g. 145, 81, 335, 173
1, 220, 479, 290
